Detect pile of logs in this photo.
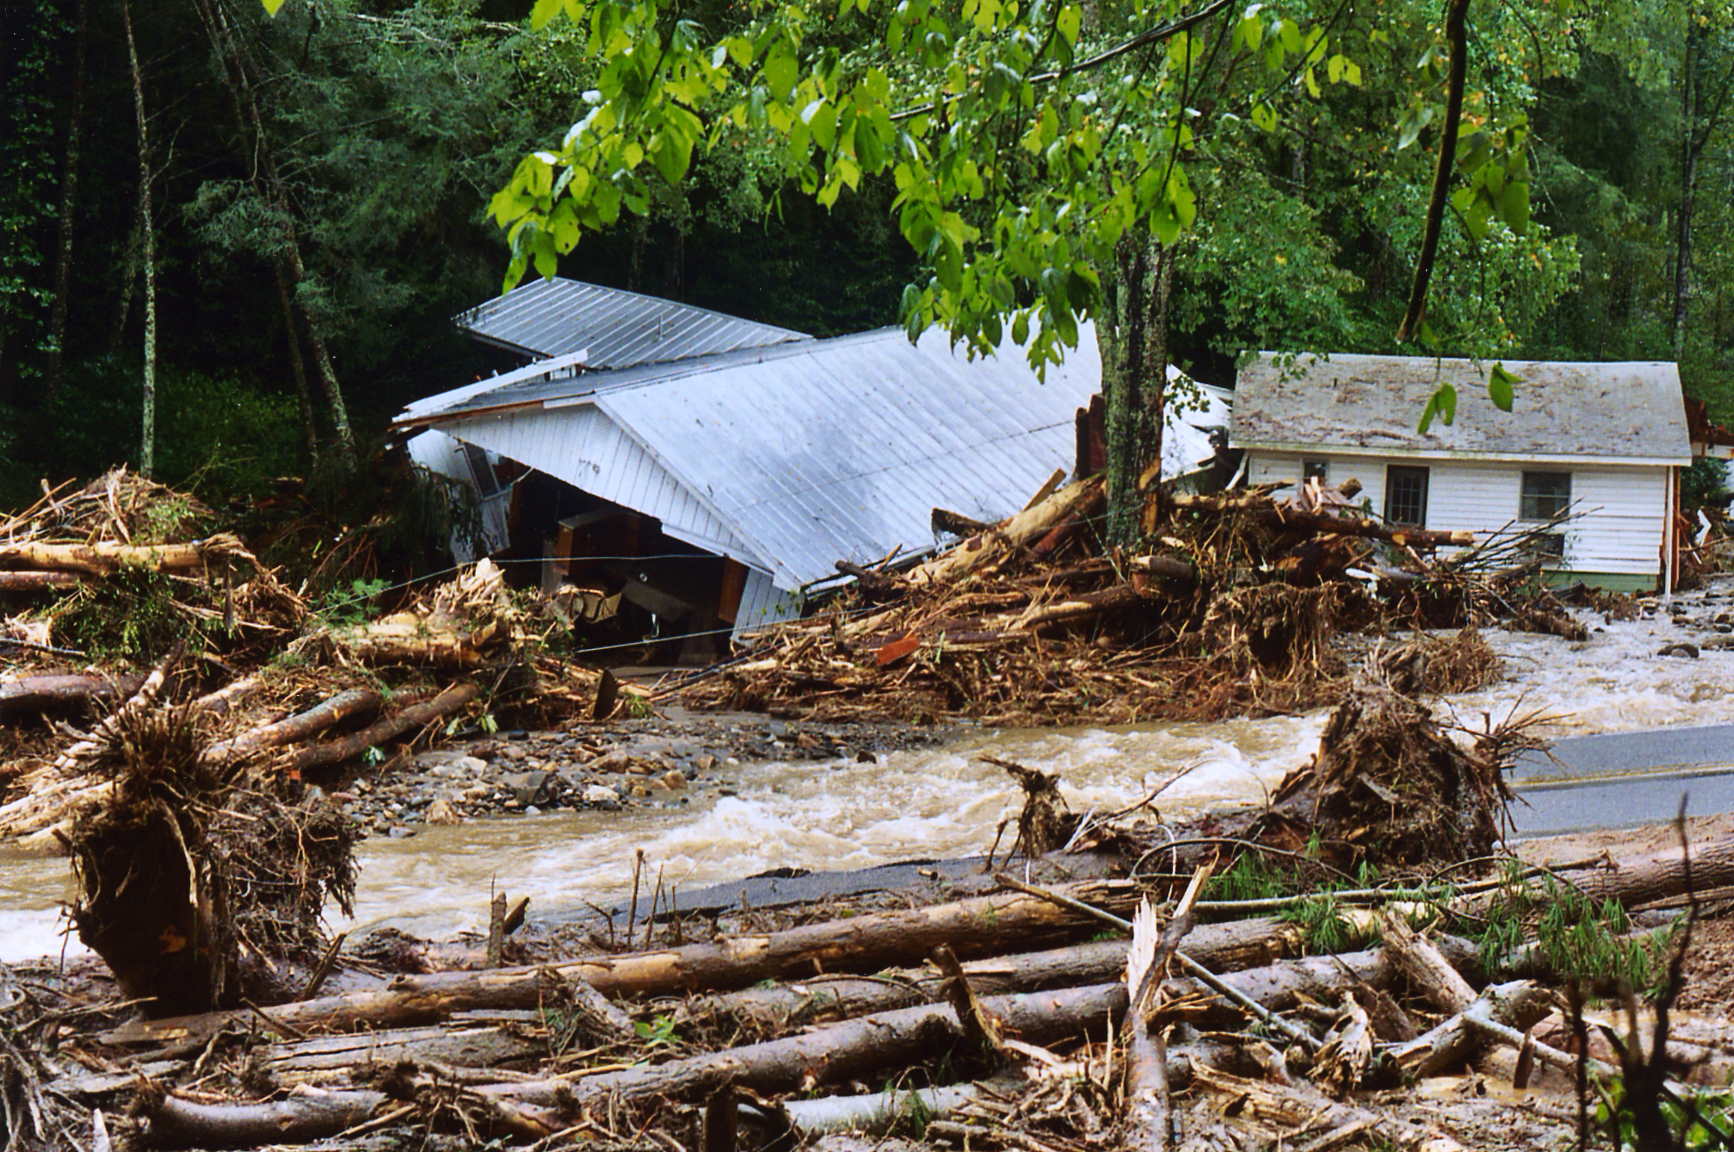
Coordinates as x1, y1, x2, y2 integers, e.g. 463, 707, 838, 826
10, 822, 1730, 1151
680, 473, 1574, 726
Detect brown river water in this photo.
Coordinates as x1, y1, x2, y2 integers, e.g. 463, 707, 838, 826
8, 585, 1734, 963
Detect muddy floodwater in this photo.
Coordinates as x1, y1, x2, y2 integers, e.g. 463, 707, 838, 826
9, 583, 1734, 962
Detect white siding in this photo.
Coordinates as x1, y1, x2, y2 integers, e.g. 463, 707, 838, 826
731, 567, 803, 645
404, 429, 510, 560
438, 407, 767, 570
1246, 450, 1668, 579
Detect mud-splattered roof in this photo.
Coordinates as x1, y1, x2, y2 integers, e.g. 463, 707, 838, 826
1231, 352, 1691, 463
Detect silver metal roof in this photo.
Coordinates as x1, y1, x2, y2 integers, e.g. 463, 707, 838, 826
454, 277, 810, 367
1232, 352, 1691, 463
410, 325, 1100, 590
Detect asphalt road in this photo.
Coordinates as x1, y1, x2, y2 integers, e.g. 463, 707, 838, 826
1510, 723, 1734, 838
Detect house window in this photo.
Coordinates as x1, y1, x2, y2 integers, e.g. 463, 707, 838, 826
1302, 459, 1330, 483
1520, 471, 1571, 522
1385, 466, 1429, 526
1522, 532, 1567, 563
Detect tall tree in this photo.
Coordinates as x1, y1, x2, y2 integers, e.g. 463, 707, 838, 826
45, 0, 88, 397
121, 0, 157, 477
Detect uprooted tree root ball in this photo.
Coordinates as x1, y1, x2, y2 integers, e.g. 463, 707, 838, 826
66, 694, 356, 1013
1259, 670, 1518, 868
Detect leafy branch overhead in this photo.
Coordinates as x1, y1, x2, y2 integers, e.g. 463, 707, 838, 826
479, 0, 1386, 375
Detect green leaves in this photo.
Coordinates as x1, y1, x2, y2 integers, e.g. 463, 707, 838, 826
260, 0, 287, 13
1488, 362, 1520, 412
1417, 382, 1457, 433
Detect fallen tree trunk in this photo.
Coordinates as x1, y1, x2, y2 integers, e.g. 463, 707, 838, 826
1529, 836, 1734, 911
287, 684, 475, 773
677, 915, 1343, 1038
110, 879, 1147, 1044
0, 536, 240, 575
201, 688, 384, 765
1389, 980, 1552, 1078
0, 672, 145, 717
0, 570, 81, 592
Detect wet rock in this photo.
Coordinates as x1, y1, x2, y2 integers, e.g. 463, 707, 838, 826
387, 825, 416, 839
500, 770, 553, 806
695, 754, 718, 772
425, 797, 462, 826
588, 750, 635, 774
661, 769, 687, 791
1658, 642, 1701, 659
583, 783, 621, 807
627, 782, 653, 799
856, 751, 877, 764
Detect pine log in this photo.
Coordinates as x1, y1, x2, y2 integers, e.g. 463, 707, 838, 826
200, 689, 384, 765
339, 626, 493, 670
0, 672, 145, 717
0, 537, 237, 575
146, 1090, 387, 1149
1010, 583, 1148, 632
0, 571, 81, 592
108, 879, 1147, 1045
260, 1024, 542, 1084
287, 684, 475, 773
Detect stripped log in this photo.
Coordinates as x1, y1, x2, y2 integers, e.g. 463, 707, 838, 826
678, 914, 1343, 1038
288, 684, 476, 773
200, 689, 384, 765
1191, 1065, 1465, 1151
0, 536, 242, 575
109, 879, 1148, 1045
1563, 836, 1734, 908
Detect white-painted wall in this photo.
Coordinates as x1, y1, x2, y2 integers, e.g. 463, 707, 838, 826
405, 429, 512, 561
1245, 450, 1669, 579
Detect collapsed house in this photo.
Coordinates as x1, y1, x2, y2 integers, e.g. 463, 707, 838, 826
1232, 352, 1694, 593
396, 278, 1102, 656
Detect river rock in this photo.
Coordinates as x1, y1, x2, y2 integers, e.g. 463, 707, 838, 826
425, 797, 462, 825
501, 770, 553, 806
1658, 642, 1700, 659
583, 783, 621, 807
661, 769, 687, 791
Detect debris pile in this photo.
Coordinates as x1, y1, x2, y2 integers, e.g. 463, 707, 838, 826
6, 743, 1726, 1152
0, 471, 616, 1008
682, 474, 1581, 725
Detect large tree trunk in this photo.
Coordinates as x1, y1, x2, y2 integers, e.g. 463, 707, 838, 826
44, 0, 87, 398
1674, 21, 1701, 360
1099, 231, 1173, 544
121, 0, 157, 478
273, 262, 321, 468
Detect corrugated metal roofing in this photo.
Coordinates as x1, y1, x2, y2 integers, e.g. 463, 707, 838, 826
1232, 352, 1691, 463
419, 325, 1099, 591
454, 277, 811, 367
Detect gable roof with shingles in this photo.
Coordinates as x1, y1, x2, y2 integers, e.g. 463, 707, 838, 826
454, 277, 811, 368
1231, 352, 1691, 465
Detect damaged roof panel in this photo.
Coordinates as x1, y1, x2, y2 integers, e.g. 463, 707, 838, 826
418, 324, 1099, 591
453, 277, 811, 368
1232, 352, 1691, 463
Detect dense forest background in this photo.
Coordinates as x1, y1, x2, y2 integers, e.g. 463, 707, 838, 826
0, 0, 1730, 509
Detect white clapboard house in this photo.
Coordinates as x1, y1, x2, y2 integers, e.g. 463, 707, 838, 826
1231, 352, 1693, 593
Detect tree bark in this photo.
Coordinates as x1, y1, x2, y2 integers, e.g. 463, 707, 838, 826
1674, 22, 1702, 359
44, 0, 87, 398
0, 571, 81, 593
0, 672, 146, 717
1099, 232, 1173, 544
1396, 0, 1470, 343
110, 879, 1149, 1045
287, 683, 478, 773
200, 689, 385, 766
121, 0, 157, 477
1389, 979, 1551, 1078
273, 262, 321, 468
0, 538, 235, 575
